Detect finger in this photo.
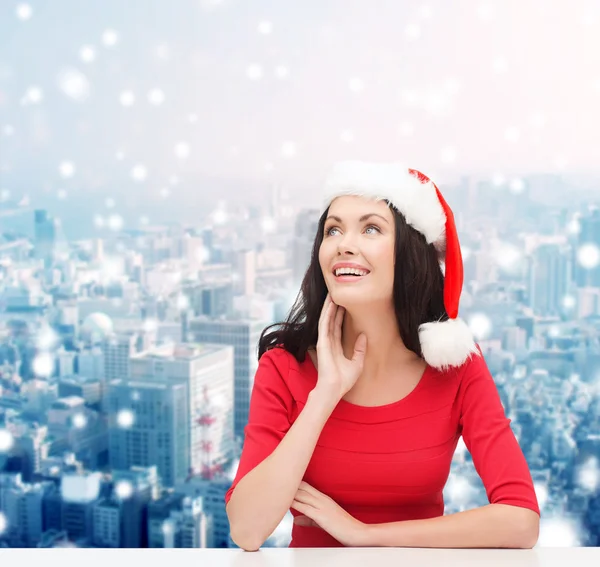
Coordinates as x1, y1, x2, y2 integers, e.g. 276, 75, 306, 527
332, 305, 344, 354
299, 481, 320, 495
294, 489, 319, 507
328, 303, 338, 338
290, 500, 312, 516
317, 294, 332, 343
352, 333, 368, 366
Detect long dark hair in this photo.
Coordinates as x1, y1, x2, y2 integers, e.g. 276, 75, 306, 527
257, 201, 448, 362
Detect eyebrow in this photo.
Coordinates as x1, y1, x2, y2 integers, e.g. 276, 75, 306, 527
325, 213, 390, 225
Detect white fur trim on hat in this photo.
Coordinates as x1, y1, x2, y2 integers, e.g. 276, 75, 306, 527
418, 317, 480, 371
323, 161, 447, 247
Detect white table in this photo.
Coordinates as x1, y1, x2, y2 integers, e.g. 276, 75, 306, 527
1, 547, 598, 565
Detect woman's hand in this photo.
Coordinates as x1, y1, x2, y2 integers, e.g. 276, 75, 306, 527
291, 481, 368, 547
313, 293, 367, 402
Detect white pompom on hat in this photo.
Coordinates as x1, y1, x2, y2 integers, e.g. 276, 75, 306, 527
322, 160, 480, 371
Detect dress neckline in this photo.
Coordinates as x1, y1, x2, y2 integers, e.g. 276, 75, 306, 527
304, 351, 434, 417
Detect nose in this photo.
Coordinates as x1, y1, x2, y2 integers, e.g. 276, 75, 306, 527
337, 233, 359, 255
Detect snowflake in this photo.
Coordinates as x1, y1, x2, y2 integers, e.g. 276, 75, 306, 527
577, 457, 600, 492
102, 29, 119, 47
57, 68, 90, 102
348, 77, 364, 92
246, 64, 263, 80
115, 480, 134, 499
468, 312, 493, 340
59, 161, 75, 178
566, 218, 581, 235
440, 146, 457, 164
143, 318, 159, 333
281, 141, 297, 158
0, 429, 14, 452
261, 216, 277, 233
22, 86, 43, 105
147, 88, 165, 105
577, 243, 600, 269
100, 256, 124, 280
444, 474, 474, 505
36, 326, 59, 351
274, 65, 289, 79
80, 45, 96, 63
120, 90, 135, 107
177, 295, 190, 310
195, 246, 211, 263
107, 214, 124, 231
117, 409, 135, 428
0, 512, 7, 535
33, 353, 54, 377
493, 241, 522, 272
508, 178, 525, 194
460, 244, 472, 261
537, 517, 580, 547
504, 126, 520, 143
15, 3, 33, 21
174, 142, 190, 159
162, 520, 175, 535
72, 413, 87, 429
131, 164, 147, 181
257, 21, 273, 35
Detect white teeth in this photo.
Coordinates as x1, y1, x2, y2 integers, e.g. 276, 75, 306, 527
335, 267, 369, 276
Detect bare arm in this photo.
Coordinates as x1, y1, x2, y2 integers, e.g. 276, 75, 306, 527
362, 503, 539, 549
226, 387, 336, 551
227, 295, 366, 551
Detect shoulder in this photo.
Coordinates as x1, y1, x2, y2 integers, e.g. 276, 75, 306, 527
457, 343, 489, 381
257, 346, 316, 403
428, 344, 487, 393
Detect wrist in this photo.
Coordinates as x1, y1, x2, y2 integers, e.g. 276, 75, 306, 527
308, 386, 340, 410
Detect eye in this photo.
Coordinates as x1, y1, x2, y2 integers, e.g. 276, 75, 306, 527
324, 225, 381, 237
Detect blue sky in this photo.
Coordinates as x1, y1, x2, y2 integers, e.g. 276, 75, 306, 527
1, 0, 600, 217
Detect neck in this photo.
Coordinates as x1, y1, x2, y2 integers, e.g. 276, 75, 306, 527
340, 302, 419, 381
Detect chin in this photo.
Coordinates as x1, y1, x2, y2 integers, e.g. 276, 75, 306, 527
330, 287, 370, 307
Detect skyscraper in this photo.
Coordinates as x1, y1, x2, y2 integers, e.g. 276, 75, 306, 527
33, 210, 57, 268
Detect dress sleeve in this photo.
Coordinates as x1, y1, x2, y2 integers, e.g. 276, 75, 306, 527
225, 347, 293, 505
458, 346, 540, 515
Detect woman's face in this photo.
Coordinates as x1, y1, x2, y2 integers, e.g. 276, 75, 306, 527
319, 195, 396, 308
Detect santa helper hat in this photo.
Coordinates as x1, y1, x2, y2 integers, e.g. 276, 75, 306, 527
322, 161, 480, 371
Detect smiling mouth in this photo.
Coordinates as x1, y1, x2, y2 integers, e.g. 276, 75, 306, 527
332, 270, 370, 281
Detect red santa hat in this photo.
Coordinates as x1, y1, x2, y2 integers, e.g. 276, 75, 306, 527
322, 160, 480, 371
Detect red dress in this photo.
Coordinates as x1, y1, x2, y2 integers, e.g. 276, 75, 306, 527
225, 345, 540, 547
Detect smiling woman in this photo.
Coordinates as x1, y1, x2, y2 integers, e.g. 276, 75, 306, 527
225, 161, 539, 550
